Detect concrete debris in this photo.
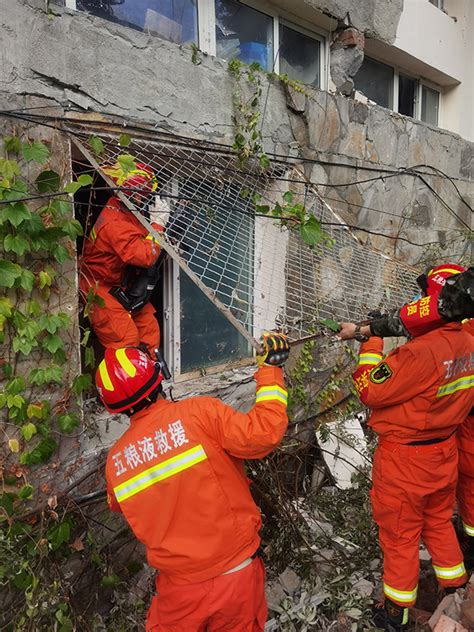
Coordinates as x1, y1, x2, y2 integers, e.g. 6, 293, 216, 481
316, 416, 369, 490
278, 568, 301, 596
419, 544, 432, 562
311, 463, 326, 492
265, 580, 286, 611
428, 587, 474, 632
351, 577, 374, 597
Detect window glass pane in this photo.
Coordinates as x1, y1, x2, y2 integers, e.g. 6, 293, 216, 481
354, 57, 394, 109
421, 85, 439, 126
215, 0, 273, 70
170, 180, 252, 373
77, 0, 198, 44
398, 74, 417, 117
279, 23, 321, 87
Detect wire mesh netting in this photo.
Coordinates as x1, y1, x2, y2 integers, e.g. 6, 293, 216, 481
70, 125, 419, 344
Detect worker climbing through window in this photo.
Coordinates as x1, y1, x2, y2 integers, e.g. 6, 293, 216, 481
95, 331, 290, 631
80, 161, 166, 358
338, 263, 474, 632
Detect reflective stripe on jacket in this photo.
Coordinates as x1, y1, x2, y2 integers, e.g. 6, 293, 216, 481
352, 323, 474, 443
105, 365, 288, 584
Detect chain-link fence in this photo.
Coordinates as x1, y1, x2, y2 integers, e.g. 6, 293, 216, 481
70, 124, 419, 344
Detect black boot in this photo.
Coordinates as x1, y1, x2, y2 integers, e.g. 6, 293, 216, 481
463, 535, 474, 572
384, 598, 409, 631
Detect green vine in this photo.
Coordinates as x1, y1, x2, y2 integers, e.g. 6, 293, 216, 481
0, 132, 98, 628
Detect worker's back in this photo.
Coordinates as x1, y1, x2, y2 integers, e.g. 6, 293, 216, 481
361, 323, 474, 442
105, 366, 287, 584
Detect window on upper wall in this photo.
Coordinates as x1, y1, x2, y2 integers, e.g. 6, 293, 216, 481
421, 85, 440, 126
398, 74, 417, 117
215, 0, 274, 70
429, 0, 444, 9
77, 0, 198, 45
353, 57, 394, 109
279, 22, 321, 87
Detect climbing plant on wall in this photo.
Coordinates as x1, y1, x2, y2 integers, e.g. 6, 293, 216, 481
0, 131, 98, 629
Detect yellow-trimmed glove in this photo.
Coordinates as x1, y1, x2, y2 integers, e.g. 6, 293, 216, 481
257, 331, 290, 367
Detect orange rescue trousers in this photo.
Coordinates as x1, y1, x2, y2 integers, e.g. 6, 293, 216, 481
371, 436, 467, 608
458, 442, 474, 538
146, 557, 267, 631
89, 285, 160, 357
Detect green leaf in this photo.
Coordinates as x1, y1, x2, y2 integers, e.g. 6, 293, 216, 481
78, 173, 93, 186
0, 260, 22, 287
0, 297, 13, 318
51, 199, 72, 218
7, 394, 25, 409
48, 521, 71, 550
119, 133, 131, 147
42, 333, 64, 354
2, 363, 13, 379
38, 313, 70, 334
19, 269, 35, 292
50, 243, 70, 264
0, 158, 21, 180
6, 377, 26, 395
21, 422, 37, 441
21, 141, 50, 165
283, 191, 293, 204
20, 437, 57, 465
3, 202, 31, 227
319, 318, 341, 333
101, 574, 120, 588
89, 135, 104, 157
259, 154, 270, 169
29, 365, 63, 386
22, 212, 44, 236
39, 270, 53, 289
117, 154, 136, 175
26, 299, 42, 317
57, 412, 80, 434
16, 317, 41, 340
300, 215, 323, 247
4, 136, 22, 154
61, 219, 83, 240
233, 133, 246, 149
27, 402, 48, 420
84, 346, 95, 368
12, 336, 37, 355
18, 485, 34, 500
4, 234, 30, 257
35, 170, 60, 193
72, 373, 92, 396
63, 181, 83, 194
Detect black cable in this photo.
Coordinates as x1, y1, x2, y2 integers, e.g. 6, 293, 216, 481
2, 110, 470, 235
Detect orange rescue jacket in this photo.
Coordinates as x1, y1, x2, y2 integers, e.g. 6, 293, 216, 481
352, 323, 474, 443
105, 365, 288, 584
459, 320, 474, 452
80, 197, 161, 289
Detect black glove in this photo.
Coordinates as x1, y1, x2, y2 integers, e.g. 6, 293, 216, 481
257, 332, 290, 367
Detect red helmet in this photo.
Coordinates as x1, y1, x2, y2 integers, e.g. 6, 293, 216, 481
95, 347, 163, 413
102, 161, 158, 195
417, 263, 465, 296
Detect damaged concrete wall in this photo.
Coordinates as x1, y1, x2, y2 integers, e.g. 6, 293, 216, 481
302, 0, 404, 43
1, 1, 471, 269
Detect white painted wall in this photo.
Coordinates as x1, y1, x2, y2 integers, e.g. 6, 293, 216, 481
395, 0, 474, 140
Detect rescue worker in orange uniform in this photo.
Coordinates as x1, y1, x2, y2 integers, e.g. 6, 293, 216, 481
338, 264, 474, 632
95, 332, 290, 631
457, 318, 474, 570
80, 162, 163, 357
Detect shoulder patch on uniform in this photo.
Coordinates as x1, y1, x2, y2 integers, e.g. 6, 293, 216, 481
370, 362, 393, 384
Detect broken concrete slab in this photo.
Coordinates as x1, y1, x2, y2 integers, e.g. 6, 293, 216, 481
316, 416, 369, 489
432, 614, 468, 632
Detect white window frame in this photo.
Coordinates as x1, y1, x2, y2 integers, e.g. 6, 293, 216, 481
419, 80, 441, 126
359, 55, 441, 127
204, 0, 328, 89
